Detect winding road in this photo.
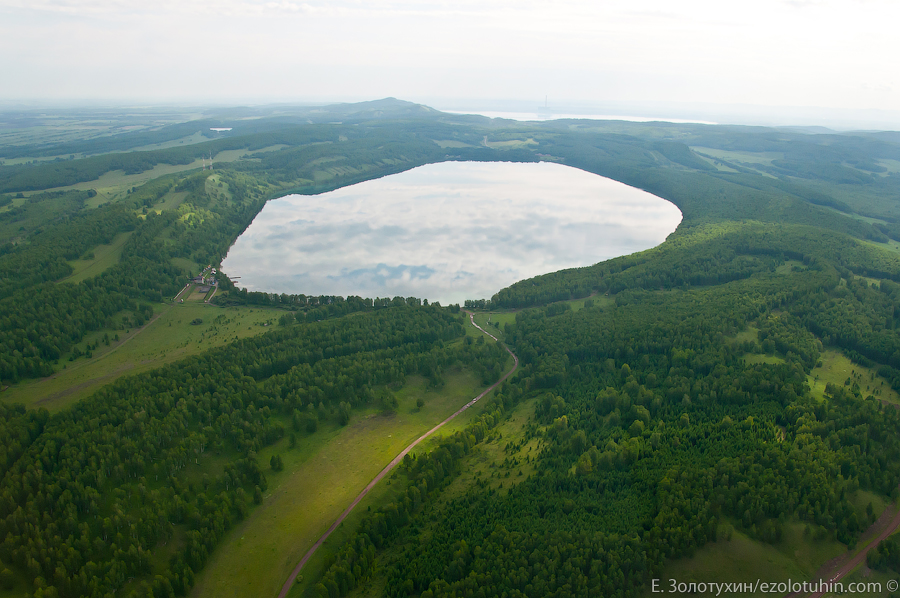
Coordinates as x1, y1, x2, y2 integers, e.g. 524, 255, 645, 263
276, 312, 518, 598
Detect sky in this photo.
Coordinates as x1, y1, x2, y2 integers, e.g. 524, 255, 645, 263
2, 0, 899, 126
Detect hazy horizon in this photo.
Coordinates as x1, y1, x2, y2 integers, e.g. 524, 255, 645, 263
3, 1, 899, 129
2, 96, 899, 132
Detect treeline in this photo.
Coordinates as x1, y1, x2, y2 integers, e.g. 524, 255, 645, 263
0, 207, 178, 382
348, 247, 900, 598
0, 122, 349, 193
0, 167, 273, 383
317, 408, 509, 598
0, 304, 505, 598
0, 198, 136, 294
316, 379, 525, 598
0, 189, 98, 245
7, 109, 900, 597
531, 128, 892, 240
219, 287, 461, 325
0, 118, 467, 194
491, 222, 899, 309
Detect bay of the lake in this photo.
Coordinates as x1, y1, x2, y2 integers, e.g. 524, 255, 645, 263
221, 161, 682, 304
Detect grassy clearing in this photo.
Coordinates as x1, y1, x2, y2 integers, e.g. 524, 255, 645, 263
483, 137, 538, 149
186, 287, 209, 301
171, 256, 202, 276
332, 385, 535, 598
128, 132, 208, 153
25, 148, 256, 202
191, 368, 495, 598
808, 349, 899, 405
439, 395, 539, 503
775, 259, 807, 275
58, 231, 131, 283
693, 152, 741, 173
745, 354, 786, 366
27, 160, 206, 203
878, 159, 900, 175
432, 140, 473, 148
154, 190, 189, 211
731, 326, 759, 345
857, 276, 882, 288
0, 304, 283, 412
864, 238, 900, 256
566, 294, 614, 312
851, 490, 888, 525
689, 147, 783, 167
647, 523, 847, 598
473, 311, 516, 340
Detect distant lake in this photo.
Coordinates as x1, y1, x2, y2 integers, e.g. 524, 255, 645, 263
443, 110, 716, 124
221, 161, 682, 304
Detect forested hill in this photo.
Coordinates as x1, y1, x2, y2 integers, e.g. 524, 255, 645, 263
4, 103, 900, 598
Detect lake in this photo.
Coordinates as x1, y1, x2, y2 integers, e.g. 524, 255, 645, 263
444, 110, 716, 124
221, 161, 682, 304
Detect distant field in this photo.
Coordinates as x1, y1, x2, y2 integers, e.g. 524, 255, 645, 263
0, 303, 283, 411
483, 137, 538, 149
0, 125, 136, 152
432, 139, 473, 148
194, 366, 497, 598
128, 131, 208, 153
154, 189, 188, 211
878, 159, 900, 174
30, 159, 207, 205
59, 231, 131, 283
23, 148, 257, 203
690, 146, 783, 166
0, 109, 204, 149
693, 152, 740, 172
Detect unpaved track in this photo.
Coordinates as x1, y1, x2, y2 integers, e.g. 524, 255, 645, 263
276, 312, 518, 598
799, 501, 900, 598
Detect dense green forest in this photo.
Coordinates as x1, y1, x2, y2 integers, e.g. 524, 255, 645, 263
4, 99, 900, 597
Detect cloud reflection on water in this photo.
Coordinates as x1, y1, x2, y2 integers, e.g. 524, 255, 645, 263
221, 161, 682, 304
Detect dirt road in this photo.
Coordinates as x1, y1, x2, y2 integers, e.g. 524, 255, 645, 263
276, 312, 518, 598
802, 503, 900, 597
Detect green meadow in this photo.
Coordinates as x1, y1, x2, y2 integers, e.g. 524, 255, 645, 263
647, 523, 848, 598
59, 231, 132, 283
808, 349, 900, 405
193, 361, 502, 598
0, 303, 283, 411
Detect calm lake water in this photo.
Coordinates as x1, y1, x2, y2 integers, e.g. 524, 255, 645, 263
221, 161, 682, 304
